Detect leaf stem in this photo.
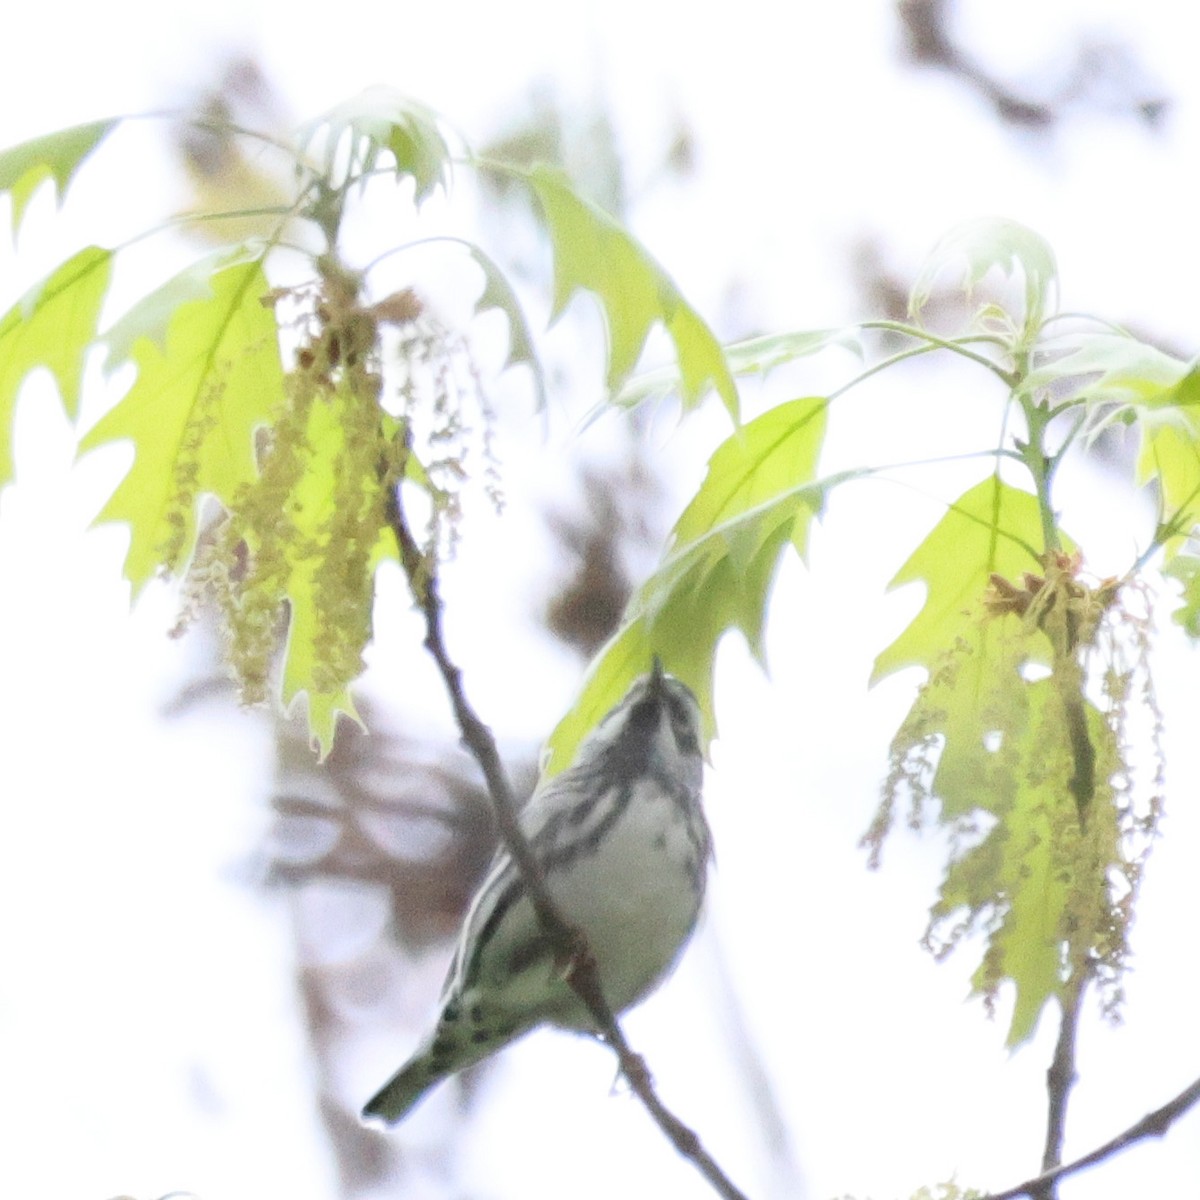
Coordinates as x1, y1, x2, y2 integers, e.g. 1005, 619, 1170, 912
1013, 383, 1061, 554
859, 320, 1017, 383
827, 338, 1013, 406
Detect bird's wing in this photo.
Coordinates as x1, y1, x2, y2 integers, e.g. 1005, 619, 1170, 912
438, 771, 590, 1004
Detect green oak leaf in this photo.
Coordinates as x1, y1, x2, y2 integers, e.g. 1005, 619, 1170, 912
612, 326, 862, 411
544, 396, 833, 774
298, 87, 450, 202
872, 476, 1048, 683
202, 373, 403, 757
0, 246, 112, 485
274, 384, 396, 755
1140, 416, 1200, 554
1133, 366, 1200, 555
102, 249, 243, 367
910, 217, 1057, 344
527, 164, 738, 420
1017, 335, 1200, 555
918, 663, 1122, 1046
872, 480, 1131, 1047
1164, 553, 1200, 637
0, 119, 117, 240
1021, 332, 1190, 410
465, 243, 546, 407
80, 256, 284, 591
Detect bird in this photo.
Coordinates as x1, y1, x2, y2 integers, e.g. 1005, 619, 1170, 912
363, 658, 712, 1123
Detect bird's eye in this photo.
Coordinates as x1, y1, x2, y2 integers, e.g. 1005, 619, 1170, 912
670, 714, 699, 756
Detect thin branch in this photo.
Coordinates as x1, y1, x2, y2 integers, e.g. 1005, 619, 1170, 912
385, 485, 750, 1200
1032, 967, 1090, 1199
983, 1071, 1200, 1200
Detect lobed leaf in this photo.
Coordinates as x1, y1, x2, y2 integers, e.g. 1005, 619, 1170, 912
916, 652, 1124, 1046
526, 165, 738, 421
189, 339, 406, 758
910, 217, 1057, 342
1139, 417, 1200, 554
298, 87, 450, 202
0, 119, 117, 240
1021, 331, 1190, 411
81, 256, 284, 591
872, 476, 1049, 684
465, 243, 546, 407
103, 249, 246, 366
1132, 366, 1200, 555
612, 326, 862, 411
272, 383, 397, 755
874, 494, 1136, 1046
543, 397, 832, 774
0, 246, 113, 485
1018, 333, 1200, 555
1164, 553, 1200, 637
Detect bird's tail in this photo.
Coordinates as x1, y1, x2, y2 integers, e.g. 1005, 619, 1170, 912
362, 1046, 449, 1124
362, 1017, 525, 1124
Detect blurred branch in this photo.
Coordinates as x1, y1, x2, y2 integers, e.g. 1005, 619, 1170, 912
897, 0, 1169, 129
385, 484, 750, 1200
898, 0, 1053, 127
703, 925, 806, 1197
983, 1071, 1200, 1200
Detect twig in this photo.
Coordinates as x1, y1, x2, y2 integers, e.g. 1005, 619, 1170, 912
983, 1071, 1200, 1200
385, 486, 750, 1200
1032, 965, 1090, 1199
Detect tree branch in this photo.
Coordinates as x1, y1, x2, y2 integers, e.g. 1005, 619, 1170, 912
983, 1071, 1200, 1200
385, 486, 750, 1200
1031, 965, 1090, 1199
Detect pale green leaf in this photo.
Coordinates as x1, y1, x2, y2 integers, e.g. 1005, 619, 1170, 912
1016, 337, 1200, 554
276, 389, 376, 756
911, 218, 1058, 339
1021, 332, 1190, 409
80, 257, 284, 591
103, 249, 249, 368
872, 477, 1048, 683
880, 580, 1129, 1049
1101, 362, 1200, 556
543, 397, 831, 774
0, 246, 112, 485
1139, 415, 1200, 556
298, 87, 450, 202
723, 328, 864, 375
465, 243, 546, 407
612, 326, 862, 410
1164, 553, 1200, 637
527, 165, 738, 420
924, 672, 1121, 1046
212, 367, 401, 756
0, 119, 117, 239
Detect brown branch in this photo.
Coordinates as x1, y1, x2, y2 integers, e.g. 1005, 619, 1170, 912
1031, 965, 1090, 1199
983, 1072, 1200, 1200
385, 486, 750, 1200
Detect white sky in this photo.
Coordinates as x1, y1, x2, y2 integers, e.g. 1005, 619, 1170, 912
1, 2, 1199, 1200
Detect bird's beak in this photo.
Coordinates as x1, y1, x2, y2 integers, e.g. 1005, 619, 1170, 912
649, 655, 665, 695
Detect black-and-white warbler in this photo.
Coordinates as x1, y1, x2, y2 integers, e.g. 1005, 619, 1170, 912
363, 659, 711, 1122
